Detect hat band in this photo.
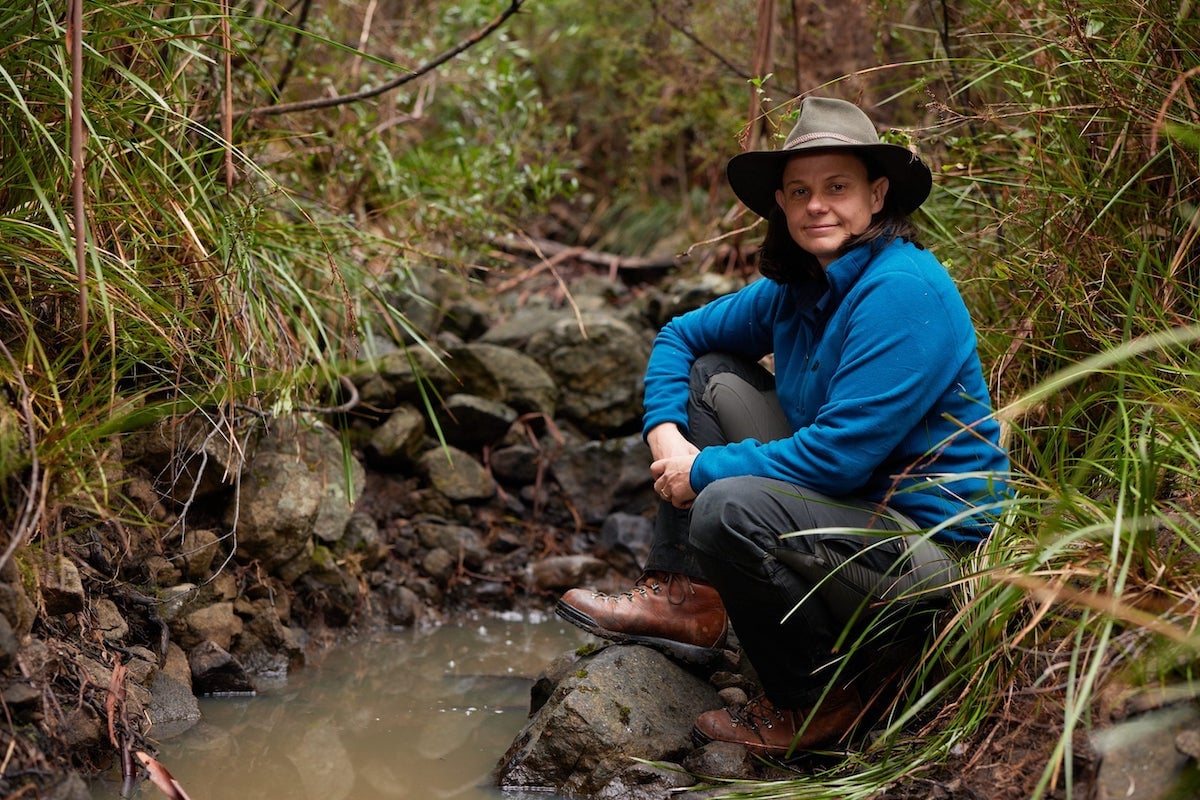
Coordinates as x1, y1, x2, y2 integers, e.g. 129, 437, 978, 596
783, 131, 870, 150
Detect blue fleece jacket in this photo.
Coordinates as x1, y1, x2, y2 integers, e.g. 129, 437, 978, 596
642, 238, 1009, 544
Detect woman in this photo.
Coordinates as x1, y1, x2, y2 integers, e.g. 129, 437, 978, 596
556, 96, 1009, 756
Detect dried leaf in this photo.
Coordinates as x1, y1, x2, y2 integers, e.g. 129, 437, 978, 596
136, 752, 194, 800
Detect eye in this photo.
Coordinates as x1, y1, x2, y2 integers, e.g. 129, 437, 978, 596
830, 182, 847, 192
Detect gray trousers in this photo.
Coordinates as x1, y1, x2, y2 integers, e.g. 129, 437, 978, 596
644, 353, 959, 706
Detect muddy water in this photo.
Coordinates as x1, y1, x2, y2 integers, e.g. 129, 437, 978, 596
92, 612, 589, 800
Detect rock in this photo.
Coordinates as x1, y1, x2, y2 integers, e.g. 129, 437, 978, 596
148, 644, 201, 738
177, 528, 221, 581
228, 443, 322, 573
422, 547, 457, 582
437, 393, 518, 449
495, 644, 721, 796
551, 434, 653, 524
682, 740, 760, 781
596, 512, 654, 573
233, 598, 305, 677
156, 583, 198, 623
62, 703, 103, 750
530, 555, 610, 591
0, 612, 18, 671
451, 342, 559, 417
339, 512, 386, 569
92, 598, 129, 642
41, 772, 92, 800
377, 583, 421, 628
189, 640, 256, 696
366, 405, 427, 468
122, 415, 237, 505
488, 443, 542, 484
523, 312, 650, 436
306, 421, 366, 546
176, 601, 243, 652
414, 518, 488, 568
1092, 702, 1200, 800
417, 445, 496, 502
0, 557, 36, 637
593, 762, 695, 800
39, 555, 85, 616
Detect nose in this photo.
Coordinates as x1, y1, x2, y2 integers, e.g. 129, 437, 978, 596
805, 191, 828, 214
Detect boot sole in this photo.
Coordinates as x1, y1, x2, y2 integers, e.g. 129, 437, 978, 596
555, 599, 725, 667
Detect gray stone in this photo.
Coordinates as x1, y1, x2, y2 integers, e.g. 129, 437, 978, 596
418, 445, 496, 502
176, 528, 221, 581
422, 547, 457, 582
593, 762, 694, 800
530, 555, 610, 591
454, 342, 559, 417
551, 434, 653, 524
438, 393, 518, 449
488, 443, 542, 484
366, 405, 427, 468
597, 512, 655, 573
122, 416, 238, 505
414, 518, 488, 568
496, 644, 721, 797
177, 602, 243, 652
148, 645, 202, 739
42, 772, 92, 800
40, 555, 85, 616
0, 613, 18, 671
189, 640, 255, 696
1092, 702, 1200, 800
524, 312, 650, 436
92, 598, 128, 642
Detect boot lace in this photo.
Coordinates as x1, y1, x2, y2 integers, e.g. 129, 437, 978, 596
729, 696, 788, 731
593, 572, 695, 606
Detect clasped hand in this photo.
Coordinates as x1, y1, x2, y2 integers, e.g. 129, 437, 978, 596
646, 423, 699, 509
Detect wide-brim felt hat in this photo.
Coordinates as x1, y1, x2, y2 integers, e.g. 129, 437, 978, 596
727, 96, 932, 219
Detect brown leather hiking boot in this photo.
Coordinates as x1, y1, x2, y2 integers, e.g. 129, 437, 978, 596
692, 688, 863, 756
555, 572, 728, 665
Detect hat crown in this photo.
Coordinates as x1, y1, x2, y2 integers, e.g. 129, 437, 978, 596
725, 95, 932, 219
782, 97, 881, 151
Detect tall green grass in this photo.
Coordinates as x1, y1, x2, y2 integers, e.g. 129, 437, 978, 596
695, 0, 1200, 797
0, 0, 570, 555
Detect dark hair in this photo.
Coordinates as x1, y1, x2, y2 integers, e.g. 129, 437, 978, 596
756, 153, 924, 286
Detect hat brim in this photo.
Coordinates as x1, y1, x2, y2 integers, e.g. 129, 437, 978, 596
726, 143, 933, 219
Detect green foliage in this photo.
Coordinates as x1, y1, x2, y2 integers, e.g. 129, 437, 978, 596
0, 0, 575, 536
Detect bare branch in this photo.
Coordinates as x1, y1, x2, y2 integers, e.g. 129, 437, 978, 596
229, 0, 526, 124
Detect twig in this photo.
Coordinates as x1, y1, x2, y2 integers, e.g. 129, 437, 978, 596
490, 234, 684, 273
220, 0, 234, 191
224, 0, 526, 124
68, 0, 88, 357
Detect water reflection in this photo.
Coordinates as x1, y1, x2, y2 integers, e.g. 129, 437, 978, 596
92, 612, 588, 800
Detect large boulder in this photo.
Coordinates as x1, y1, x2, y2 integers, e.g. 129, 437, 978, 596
495, 644, 720, 798
550, 433, 654, 524
226, 418, 363, 573
524, 312, 650, 436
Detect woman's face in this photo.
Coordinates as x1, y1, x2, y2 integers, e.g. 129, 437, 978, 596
773, 151, 889, 268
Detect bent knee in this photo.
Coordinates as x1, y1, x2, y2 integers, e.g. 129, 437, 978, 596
690, 476, 769, 551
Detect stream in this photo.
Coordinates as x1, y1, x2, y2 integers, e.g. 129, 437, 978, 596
91, 611, 589, 800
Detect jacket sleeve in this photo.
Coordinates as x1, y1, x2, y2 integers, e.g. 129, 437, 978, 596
690, 267, 974, 496
641, 279, 781, 439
